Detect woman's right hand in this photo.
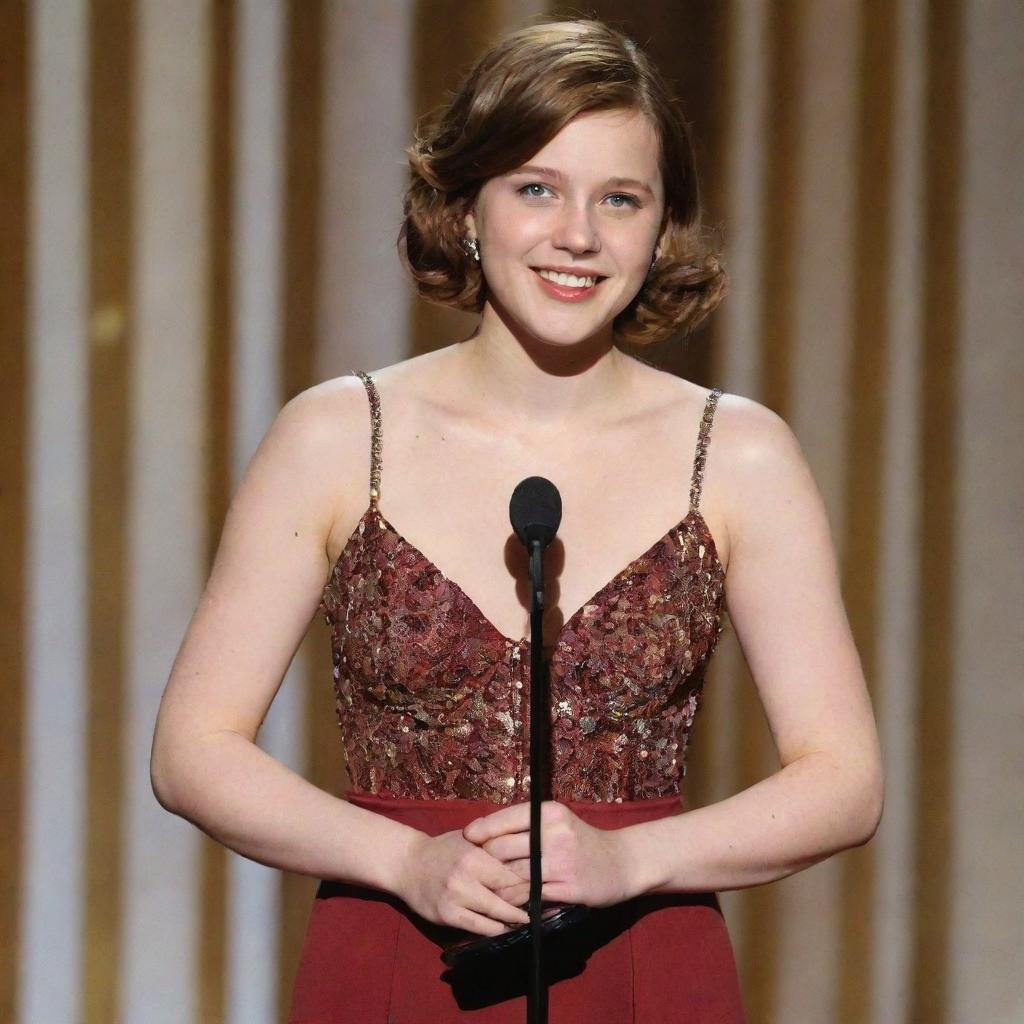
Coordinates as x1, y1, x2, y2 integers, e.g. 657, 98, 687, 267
393, 829, 531, 936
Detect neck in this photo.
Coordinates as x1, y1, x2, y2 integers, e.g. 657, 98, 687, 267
454, 301, 635, 431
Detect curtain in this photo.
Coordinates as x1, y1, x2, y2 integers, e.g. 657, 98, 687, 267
1, 1, 1020, 1020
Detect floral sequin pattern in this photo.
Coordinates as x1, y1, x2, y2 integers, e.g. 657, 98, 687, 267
322, 510, 525, 804
320, 506, 726, 805
546, 513, 725, 802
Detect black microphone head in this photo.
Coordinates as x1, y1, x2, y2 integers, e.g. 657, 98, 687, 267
509, 477, 562, 548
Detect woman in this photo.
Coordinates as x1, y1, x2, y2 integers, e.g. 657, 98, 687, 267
151, 17, 883, 1022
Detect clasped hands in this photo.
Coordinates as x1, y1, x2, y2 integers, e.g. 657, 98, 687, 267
461, 799, 636, 916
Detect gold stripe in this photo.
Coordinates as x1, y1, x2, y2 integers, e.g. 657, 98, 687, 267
407, 0, 511, 359
81, 2, 136, 1020
0, 2, 29, 1020
910, 2, 961, 1019
195, 2, 237, 1021
835, 0, 898, 1017
693, 0, 734, 393
279, 2, 329, 1016
614, 0, 732, 386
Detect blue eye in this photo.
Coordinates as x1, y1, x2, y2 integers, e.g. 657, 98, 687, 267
517, 183, 640, 208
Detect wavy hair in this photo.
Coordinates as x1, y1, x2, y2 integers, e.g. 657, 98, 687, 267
397, 16, 727, 345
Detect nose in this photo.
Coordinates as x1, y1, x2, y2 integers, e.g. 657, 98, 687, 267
552, 200, 601, 254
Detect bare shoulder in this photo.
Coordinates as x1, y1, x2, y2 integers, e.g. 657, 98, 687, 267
708, 391, 829, 561
271, 374, 371, 476
237, 373, 382, 563
710, 391, 807, 474
305, 356, 449, 554
621, 364, 806, 493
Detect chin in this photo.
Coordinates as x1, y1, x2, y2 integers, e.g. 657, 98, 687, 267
486, 290, 620, 347
532, 308, 623, 341
529, 326, 612, 349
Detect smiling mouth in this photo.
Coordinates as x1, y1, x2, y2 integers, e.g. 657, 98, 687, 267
531, 268, 607, 289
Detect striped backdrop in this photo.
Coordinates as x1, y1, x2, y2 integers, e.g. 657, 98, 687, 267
2, 1, 1021, 1022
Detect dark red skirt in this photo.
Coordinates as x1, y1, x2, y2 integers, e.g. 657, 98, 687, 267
288, 792, 746, 1023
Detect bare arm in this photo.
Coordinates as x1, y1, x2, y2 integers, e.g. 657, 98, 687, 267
157, 731, 422, 891
616, 397, 884, 895
150, 380, 421, 892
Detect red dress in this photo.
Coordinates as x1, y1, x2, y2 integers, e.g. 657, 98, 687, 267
288, 371, 746, 1022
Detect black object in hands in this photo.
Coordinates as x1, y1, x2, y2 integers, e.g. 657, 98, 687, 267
440, 903, 593, 969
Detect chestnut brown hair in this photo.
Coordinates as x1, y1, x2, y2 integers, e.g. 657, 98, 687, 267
398, 16, 727, 345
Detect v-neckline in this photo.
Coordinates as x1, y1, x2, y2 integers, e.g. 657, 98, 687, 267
327, 502, 725, 649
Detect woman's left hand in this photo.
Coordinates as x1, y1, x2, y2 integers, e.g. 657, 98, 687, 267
461, 800, 637, 911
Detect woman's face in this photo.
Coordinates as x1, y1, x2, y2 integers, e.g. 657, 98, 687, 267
464, 108, 665, 350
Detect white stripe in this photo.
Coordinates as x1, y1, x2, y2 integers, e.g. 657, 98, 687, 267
714, 0, 772, 949
871, 0, 927, 1019
952, 1, 1024, 1019
774, 0, 863, 1015
20, 1, 89, 1020
718, 0, 770, 403
225, 3, 290, 1021
121, 3, 209, 1021
317, 0, 413, 377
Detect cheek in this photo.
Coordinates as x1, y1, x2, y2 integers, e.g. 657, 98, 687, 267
485, 208, 540, 253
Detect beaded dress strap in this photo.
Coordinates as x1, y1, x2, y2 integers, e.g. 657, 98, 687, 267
352, 370, 382, 508
688, 387, 723, 512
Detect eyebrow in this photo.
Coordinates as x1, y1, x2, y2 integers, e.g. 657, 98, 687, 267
509, 164, 656, 198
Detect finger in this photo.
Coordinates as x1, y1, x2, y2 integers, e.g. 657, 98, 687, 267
481, 855, 531, 894
454, 907, 525, 938
463, 803, 531, 844
497, 885, 574, 919
504, 892, 565, 917
481, 833, 531, 863
502, 856, 533, 880
469, 882, 531, 928
464, 799, 571, 846
504, 882, 570, 905
539, 881, 572, 903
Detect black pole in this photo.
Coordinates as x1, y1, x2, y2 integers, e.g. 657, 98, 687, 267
527, 538, 548, 1023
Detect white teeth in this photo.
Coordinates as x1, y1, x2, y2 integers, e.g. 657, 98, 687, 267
536, 269, 598, 289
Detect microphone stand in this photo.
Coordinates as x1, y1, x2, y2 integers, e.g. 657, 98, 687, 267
441, 477, 590, 1023
527, 537, 548, 1024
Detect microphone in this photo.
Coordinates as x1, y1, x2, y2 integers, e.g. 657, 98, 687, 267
509, 476, 562, 549
510, 477, 562, 613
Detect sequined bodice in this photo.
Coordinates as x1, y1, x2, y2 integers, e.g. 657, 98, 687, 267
319, 371, 726, 804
